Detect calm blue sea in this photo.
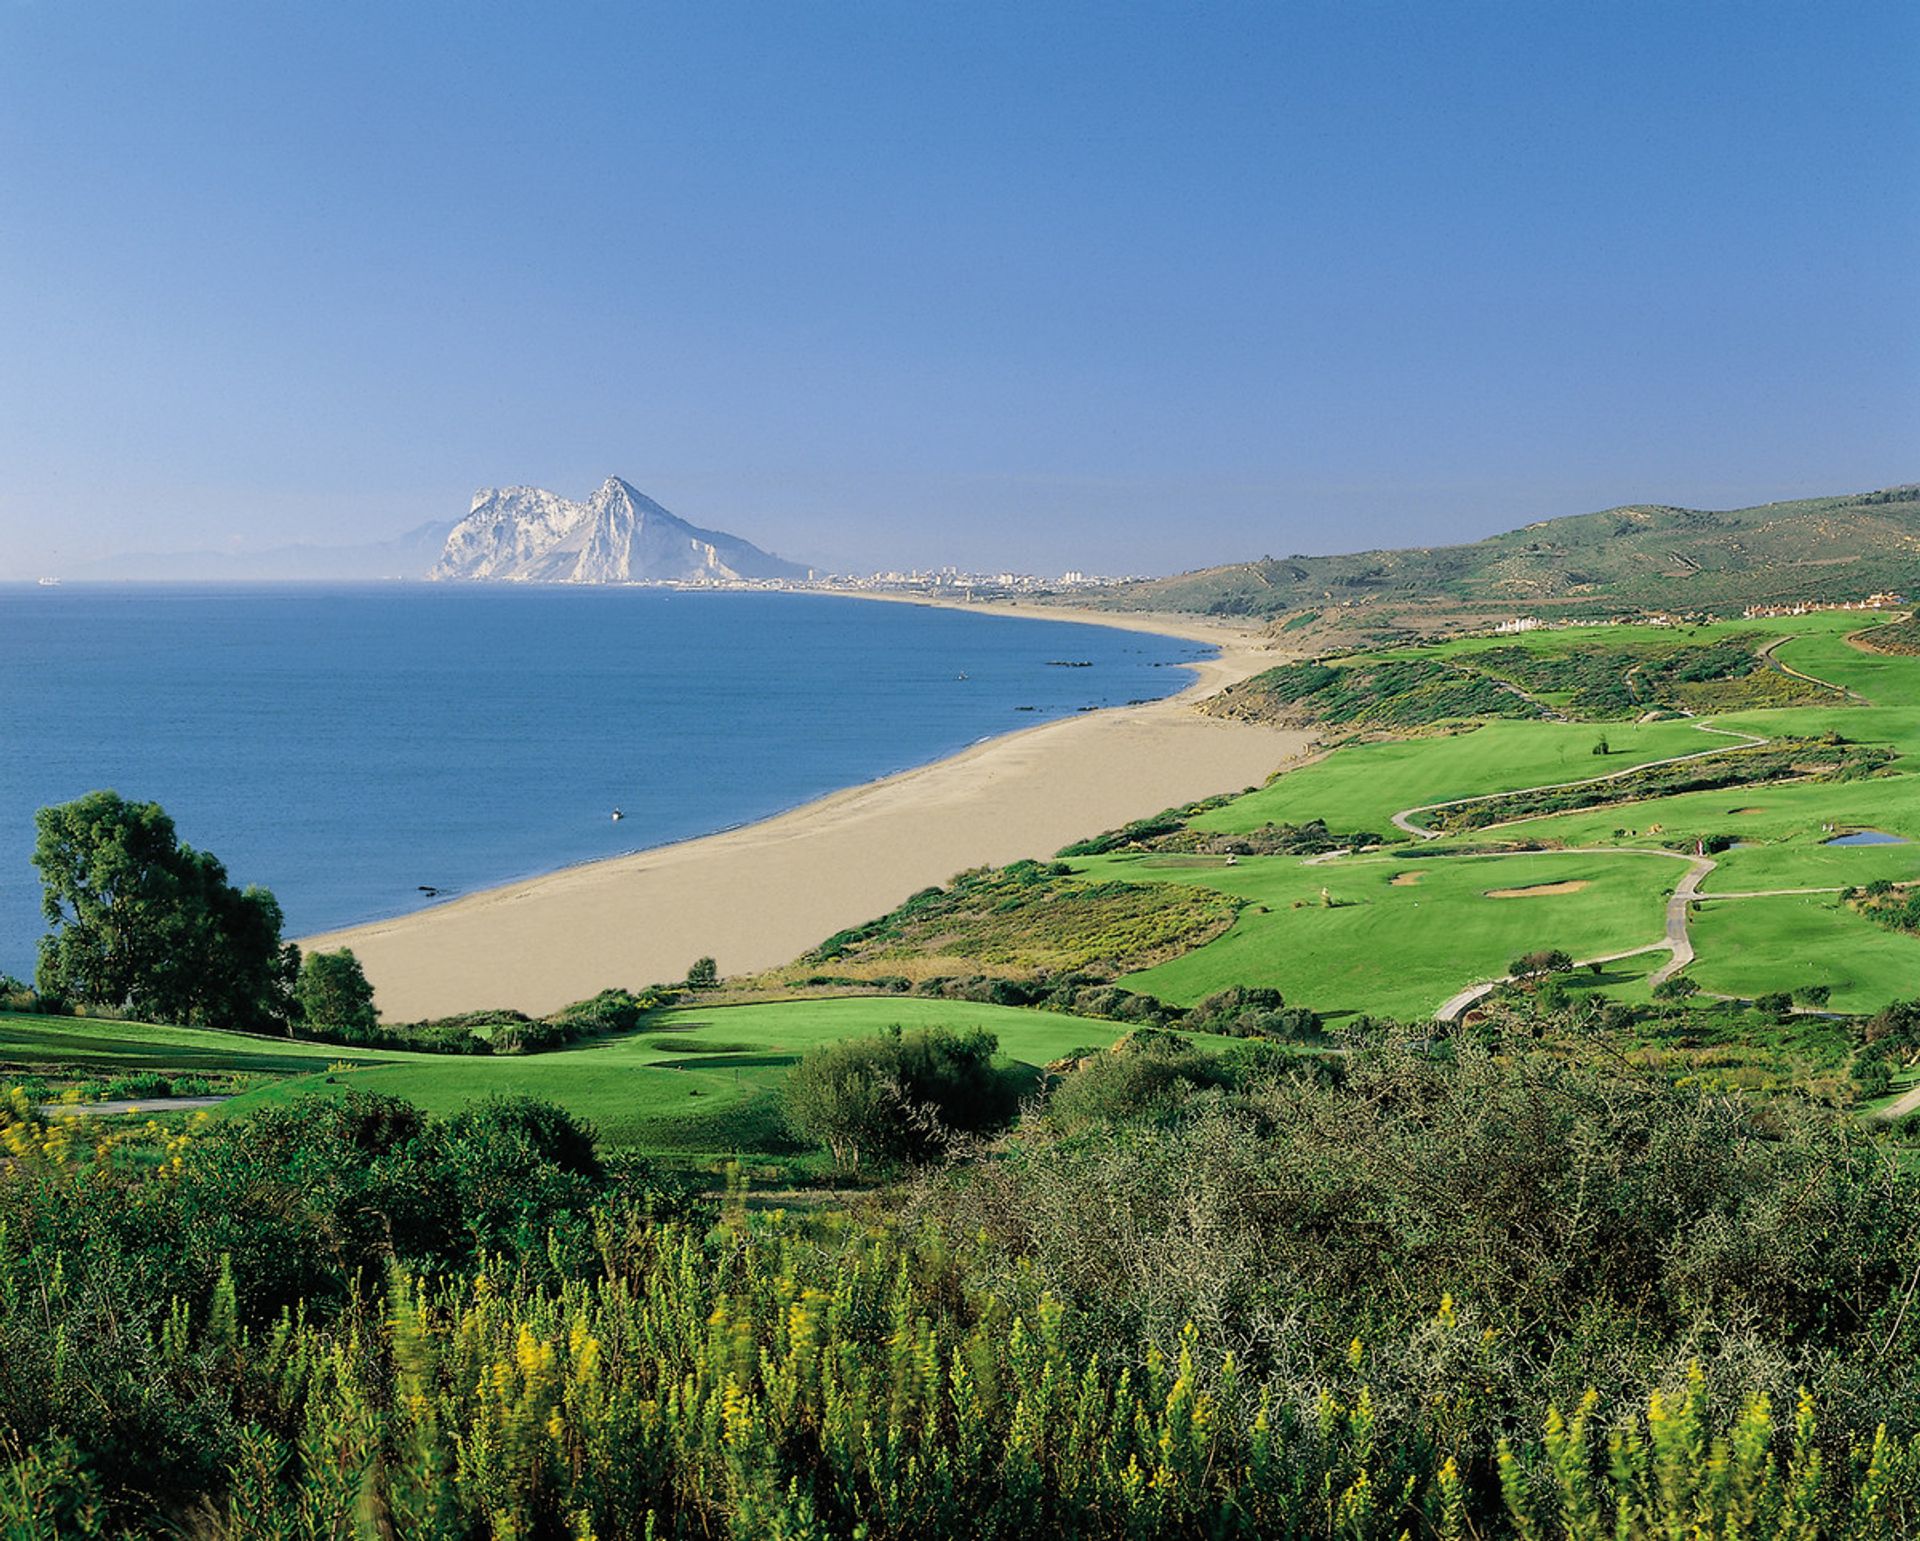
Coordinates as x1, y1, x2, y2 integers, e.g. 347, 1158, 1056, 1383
0, 585, 1206, 979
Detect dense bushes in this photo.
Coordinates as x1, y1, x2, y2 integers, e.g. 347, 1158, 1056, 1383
10, 1039, 1920, 1534
782, 1025, 1022, 1170
0, 1089, 649, 1521
1183, 984, 1321, 1038
1421, 738, 1893, 833
1509, 948, 1575, 977
923, 1035, 1920, 1446
1202, 657, 1544, 729
1850, 880, 1920, 937
1041, 1029, 1288, 1131
302, 987, 664, 1055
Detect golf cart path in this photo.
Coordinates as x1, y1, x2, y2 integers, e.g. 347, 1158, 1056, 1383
1876, 1080, 1920, 1123
39, 1095, 232, 1117
1758, 633, 1872, 703
1390, 721, 1771, 839
1429, 846, 1711, 1022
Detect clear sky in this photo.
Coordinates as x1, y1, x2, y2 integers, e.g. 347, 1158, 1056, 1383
2, 1, 1914, 578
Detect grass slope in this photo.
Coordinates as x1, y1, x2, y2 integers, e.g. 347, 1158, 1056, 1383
1195, 718, 1711, 837
1686, 895, 1920, 1014
1086, 613, 1920, 1017
0, 1013, 414, 1074
1074, 849, 1677, 1019
233, 996, 1225, 1156
1090, 486, 1920, 620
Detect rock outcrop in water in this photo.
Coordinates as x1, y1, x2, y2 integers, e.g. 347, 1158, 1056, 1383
431, 477, 808, 583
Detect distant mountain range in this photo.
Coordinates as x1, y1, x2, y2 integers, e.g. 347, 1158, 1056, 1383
65, 521, 459, 582
54, 480, 809, 585
1092, 485, 1920, 622
431, 477, 808, 583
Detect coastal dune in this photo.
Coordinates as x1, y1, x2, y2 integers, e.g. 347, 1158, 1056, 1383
304, 606, 1308, 1019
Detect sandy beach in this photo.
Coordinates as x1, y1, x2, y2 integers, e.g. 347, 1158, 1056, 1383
302, 600, 1309, 1018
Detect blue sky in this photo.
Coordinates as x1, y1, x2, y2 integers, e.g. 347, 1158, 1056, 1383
1, 1, 1914, 576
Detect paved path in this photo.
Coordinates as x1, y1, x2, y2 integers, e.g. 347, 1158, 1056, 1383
1876, 1081, 1920, 1123
1390, 721, 1770, 839
39, 1096, 231, 1118
1382, 634, 1865, 1020
1433, 941, 1669, 1023
1757, 634, 1869, 703
1429, 847, 1710, 1021
1431, 872, 1860, 1022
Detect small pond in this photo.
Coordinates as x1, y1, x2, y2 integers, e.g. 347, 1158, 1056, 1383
1823, 829, 1909, 847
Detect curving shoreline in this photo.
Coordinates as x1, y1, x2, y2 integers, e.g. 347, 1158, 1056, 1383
303, 598, 1310, 1019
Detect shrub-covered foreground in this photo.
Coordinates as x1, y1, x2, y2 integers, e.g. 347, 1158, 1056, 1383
7, 1035, 1920, 1537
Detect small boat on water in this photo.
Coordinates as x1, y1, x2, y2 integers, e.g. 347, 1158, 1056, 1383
611, 808, 625, 822
36, 577, 60, 587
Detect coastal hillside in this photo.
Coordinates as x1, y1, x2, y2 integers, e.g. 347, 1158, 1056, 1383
431, 476, 809, 583
1093, 485, 1920, 621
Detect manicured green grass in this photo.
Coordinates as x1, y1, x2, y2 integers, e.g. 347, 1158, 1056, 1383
1685, 894, 1920, 1013
1467, 763, 1920, 877
223, 996, 1193, 1156
1773, 626, 1920, 711
1375, 611, 1886, 666
1076, 848, 1680, 1019
5, 997, 1192, 1158
0, 1013, 413, 1075
1194, 718, 1713, 837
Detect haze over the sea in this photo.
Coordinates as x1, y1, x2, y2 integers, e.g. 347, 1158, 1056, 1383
3, 3, 1913, 578
0, 586, 1208, 980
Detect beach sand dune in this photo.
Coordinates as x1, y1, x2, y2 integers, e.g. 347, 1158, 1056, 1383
304, 605, 1308, 1019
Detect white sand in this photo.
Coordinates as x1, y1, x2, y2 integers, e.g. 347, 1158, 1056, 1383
302, 600, 1308, 1018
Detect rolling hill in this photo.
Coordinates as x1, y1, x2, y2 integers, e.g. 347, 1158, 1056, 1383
1089, 485, 1920, 623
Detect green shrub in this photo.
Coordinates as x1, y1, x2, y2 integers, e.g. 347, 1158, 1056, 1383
782, 1025, 1020, 1171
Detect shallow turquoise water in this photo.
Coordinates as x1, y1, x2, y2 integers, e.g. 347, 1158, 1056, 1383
0, 586, 1204, 977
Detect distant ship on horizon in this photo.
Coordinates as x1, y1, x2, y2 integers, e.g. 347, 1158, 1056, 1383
36, 577, 60, 587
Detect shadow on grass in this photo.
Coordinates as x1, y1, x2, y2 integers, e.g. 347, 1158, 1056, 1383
640, 1088, 806, 1154
649, 1051, 800, 1073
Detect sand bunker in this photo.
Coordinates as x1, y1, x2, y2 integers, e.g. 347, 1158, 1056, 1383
1389, 871, 1424, 886
1729, 807, 1766, 816
1484, 880, 1591, 899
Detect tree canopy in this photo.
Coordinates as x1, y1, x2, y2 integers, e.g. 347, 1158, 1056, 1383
32, 791, 297, 1029
295, 948, 378, 1036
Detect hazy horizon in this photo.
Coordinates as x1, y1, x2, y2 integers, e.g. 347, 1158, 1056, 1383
3, 2, 1915, 580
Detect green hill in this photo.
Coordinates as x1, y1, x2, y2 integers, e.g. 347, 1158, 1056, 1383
1093, 484, 1920, 622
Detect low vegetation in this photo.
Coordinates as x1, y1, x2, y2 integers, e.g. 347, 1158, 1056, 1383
1852, 614, 1920, 655
797, 858, 1240, 980
1467, 632, 1835, 714
1203, 656, 1543, 730
1092, 485, 1920, 622
1416, 736, 1891, 834
7, 602, 1920, 1533
9, 1028, 1920, 1535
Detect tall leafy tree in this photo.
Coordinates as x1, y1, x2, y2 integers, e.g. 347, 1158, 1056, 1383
295, 948, 378, 1036
33, 790, 298, 1028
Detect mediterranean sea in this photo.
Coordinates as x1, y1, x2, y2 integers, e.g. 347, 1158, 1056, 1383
0, 585, 1207, 979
